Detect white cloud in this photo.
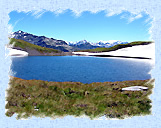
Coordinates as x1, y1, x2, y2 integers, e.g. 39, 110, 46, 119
120, 13, 143, 23
7, 24, 13, 34
32, 10, 46, 19
128, 13, 143, 22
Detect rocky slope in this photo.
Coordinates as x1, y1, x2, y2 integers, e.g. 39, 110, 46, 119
10, 30, 73, 52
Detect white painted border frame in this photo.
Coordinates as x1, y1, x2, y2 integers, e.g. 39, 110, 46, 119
0, 0, 161, 127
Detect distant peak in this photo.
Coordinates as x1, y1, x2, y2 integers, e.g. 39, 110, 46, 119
17, 30, 23, 33
82, 39, 87, 42
78, 40, 89, 43
77, 40, 86, 42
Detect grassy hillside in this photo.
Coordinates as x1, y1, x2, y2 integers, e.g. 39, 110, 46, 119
78, 41, 153, 52
9, 38, 61, 53
6, 77, 153, 119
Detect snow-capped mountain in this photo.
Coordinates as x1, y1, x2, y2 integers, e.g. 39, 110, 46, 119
68, 40, 99, 50
67, 40, 91, 45
91, 40, 128, 48
9, 30, 128, 52
75, 40, 91, 45
68, 40, 128, 48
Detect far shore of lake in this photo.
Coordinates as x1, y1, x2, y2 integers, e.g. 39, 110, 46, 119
8, 43, 155, 62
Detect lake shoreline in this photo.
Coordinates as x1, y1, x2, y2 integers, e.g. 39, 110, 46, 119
9, 48, 152, 60
76, 54, 151, 60
8, 40, 154, 60
9, 76, 152, 84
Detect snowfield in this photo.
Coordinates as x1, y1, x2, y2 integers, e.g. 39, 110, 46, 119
73, 43, 155, 61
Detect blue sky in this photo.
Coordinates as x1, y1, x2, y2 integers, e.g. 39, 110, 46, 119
9, 10, 151, 43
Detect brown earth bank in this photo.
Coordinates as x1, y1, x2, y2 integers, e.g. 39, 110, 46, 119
6, 77, 154, 119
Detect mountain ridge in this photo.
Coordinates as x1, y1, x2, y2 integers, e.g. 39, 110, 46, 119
9, 30, 73, 52
9, 30, 129, 52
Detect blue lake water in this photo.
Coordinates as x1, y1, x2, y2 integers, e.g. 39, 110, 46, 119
10, 56, 152, 83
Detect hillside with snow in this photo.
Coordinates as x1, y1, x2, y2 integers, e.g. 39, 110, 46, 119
73, 43, 155, 60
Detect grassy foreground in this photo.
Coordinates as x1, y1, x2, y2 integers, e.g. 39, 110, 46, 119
9, 38, 61, 53
6, 77, 153, 119
79, 41, 153, 52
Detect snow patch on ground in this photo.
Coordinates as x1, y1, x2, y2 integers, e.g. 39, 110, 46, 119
8, 48, 28, 56
122, 86, 148, 91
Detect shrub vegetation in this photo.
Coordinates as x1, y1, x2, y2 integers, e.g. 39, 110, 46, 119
6, 77, 153, 119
